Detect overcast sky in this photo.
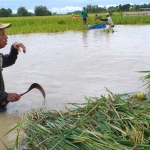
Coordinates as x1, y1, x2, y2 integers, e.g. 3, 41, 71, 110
0, 0, 149, 14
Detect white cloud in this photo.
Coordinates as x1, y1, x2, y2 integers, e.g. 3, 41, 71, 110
12, 10, 17, 14
51, 6, 82, 14
98, 4, 118, 8
98, 5, 104, 8
28, 9, 34, 13
106, 4, 117, 8
12, 6, 82, 14
140, 2, 149, 4
13, 9, 34, 14
12, 2, 150, 15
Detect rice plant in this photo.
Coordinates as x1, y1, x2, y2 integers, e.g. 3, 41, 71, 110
0, 14, 150, 35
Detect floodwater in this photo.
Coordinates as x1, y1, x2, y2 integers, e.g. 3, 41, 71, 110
0, 25, 150, 149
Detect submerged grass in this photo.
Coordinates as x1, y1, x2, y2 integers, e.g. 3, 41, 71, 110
1, 13, 150, 35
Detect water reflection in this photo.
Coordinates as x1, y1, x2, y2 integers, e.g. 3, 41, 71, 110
81, 31, 88, 48
1, 25, 150, 149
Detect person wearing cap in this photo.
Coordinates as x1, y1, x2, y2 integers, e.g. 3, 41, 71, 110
80, 7, 88, 25
100, 13, 114, 29
0, 23, 26, 112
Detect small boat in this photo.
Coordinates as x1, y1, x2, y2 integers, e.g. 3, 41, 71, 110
87, 23, 106, 29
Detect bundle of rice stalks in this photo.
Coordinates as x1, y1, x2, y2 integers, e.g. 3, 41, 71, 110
10, 88, 150, 150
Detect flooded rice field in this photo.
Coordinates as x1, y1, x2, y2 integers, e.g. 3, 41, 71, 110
0, 25, 150, 149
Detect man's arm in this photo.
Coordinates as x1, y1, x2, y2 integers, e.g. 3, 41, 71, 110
100, 18, 108, 21
0, 92, 21, 106
0, 42, 26, 104
2, 42, 26, 68
2, 45, 18, 68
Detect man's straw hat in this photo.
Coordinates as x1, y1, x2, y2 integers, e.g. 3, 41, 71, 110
106, 13, 110, 16
0, 23, 11, 29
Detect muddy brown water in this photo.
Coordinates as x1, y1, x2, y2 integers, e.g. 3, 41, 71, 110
0, 25, 150, 149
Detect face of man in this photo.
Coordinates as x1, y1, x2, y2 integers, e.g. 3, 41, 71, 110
0, 29, 8, 49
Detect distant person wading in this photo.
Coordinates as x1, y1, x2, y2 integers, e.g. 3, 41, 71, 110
100, 13, 114, 29
81, 7, 88, 25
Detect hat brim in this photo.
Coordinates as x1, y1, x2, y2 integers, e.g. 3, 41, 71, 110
0, 23, 11, 29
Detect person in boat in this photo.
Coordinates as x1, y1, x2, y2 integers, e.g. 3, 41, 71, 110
100, 13, 114, 29
80, 7, 88, 25
0, 23, 26, 112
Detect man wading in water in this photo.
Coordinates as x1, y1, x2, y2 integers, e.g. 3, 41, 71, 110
0, 23, 26, 112
81, 7, 88, 25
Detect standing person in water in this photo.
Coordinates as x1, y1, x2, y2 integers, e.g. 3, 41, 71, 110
81, 7, 88, 25
100, 13, 114, 30
0, 23, 26, 112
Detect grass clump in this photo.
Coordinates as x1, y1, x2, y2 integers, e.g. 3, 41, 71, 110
57, 20, 66, 25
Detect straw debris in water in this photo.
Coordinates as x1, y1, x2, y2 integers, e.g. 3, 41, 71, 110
16, 89, 150, 150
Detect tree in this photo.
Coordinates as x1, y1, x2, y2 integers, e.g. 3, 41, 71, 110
34, 5, 52, 16
7, 8, 12, 15
17, 7, 28, 16
28, 12, 34, 16
108, 6, 119, 13
140, 3, 150, 8
134, 5, 140, 11
97, 6, 107, 13
124, 4, 131, 11
0, 8, 12, 17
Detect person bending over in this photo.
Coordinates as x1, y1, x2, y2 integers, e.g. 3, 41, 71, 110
100, 13, 114, 29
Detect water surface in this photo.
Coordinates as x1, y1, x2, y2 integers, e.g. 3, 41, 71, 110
1, 25, 150, 149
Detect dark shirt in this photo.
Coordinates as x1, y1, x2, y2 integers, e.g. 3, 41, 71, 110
0, 46, 18, 104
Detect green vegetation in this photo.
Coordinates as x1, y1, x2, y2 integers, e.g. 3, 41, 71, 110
2, 16, 86, 34
1, 14, 150, 35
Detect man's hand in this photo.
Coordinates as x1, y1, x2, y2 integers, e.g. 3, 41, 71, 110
7, 93, 21, 102
12, 42, 26, 53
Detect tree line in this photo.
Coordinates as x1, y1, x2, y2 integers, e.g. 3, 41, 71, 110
70, 3, 150, 15
0, 3, 150, 17
0, 6, 52, 17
